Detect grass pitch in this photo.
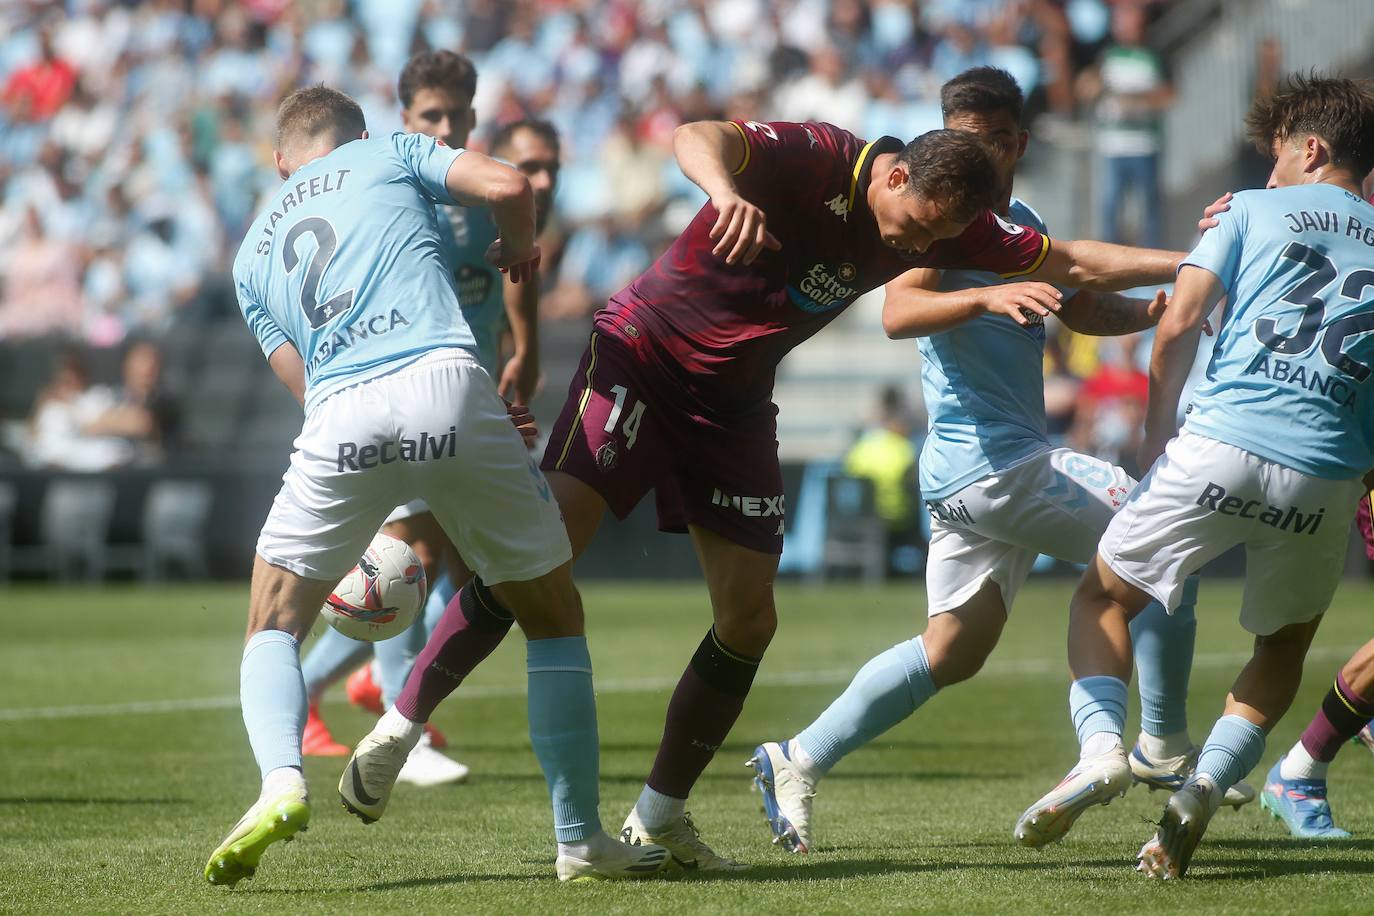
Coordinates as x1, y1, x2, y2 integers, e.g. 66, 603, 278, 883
4, 579, 1374, 914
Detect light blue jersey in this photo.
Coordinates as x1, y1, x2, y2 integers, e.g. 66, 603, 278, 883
1182, 184, 1374, 479
919, 199, 1072, 500
437, 204, 505, 374
233, 132, 476, 413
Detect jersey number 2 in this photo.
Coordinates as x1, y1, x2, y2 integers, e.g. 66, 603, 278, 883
283, 217, 355, 329
1255, 241, 1374, 381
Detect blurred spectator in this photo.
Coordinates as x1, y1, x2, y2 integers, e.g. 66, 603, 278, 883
1070, 333, 1149, 473
0, 205, 85, 339
2, 25, 76, 123
843, 386, 921, 571
81, 340, 180, 464
1078, 2, 1173, 246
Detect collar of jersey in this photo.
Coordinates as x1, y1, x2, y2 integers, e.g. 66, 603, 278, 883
849, 135, 904, 218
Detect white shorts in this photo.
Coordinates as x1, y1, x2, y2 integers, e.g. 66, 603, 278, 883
1100, 429, 1361, 635
924, 448, 1135, 616
256, 349, 571, 586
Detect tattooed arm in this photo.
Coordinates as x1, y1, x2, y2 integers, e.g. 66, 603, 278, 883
1055, 288, 1168, 337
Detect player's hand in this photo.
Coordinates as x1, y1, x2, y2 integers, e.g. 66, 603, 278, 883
709, 192, 781, 265
486, 239, 542, 284
1197, 192, 1232, 234
498, 352, 541, 407
979, 281, 1062, 326
504, 399, 539, 449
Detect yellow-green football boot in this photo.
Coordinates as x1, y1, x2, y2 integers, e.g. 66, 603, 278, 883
204, 784, 310, 887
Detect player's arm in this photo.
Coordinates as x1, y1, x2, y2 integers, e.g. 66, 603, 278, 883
497, 270, 540, 405
672, 120, 780, 265
267, 342, 307, 408
443, 151, 539, 283
1032, 239, 1186, 291
882, 267, 1062, 338
1055, 288, 1168, 337
1139, 265, 1225, 470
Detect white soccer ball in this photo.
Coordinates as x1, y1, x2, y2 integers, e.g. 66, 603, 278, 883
322, 533, 427, 642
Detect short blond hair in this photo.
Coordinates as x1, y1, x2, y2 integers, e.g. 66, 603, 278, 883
276, 85, 367, 154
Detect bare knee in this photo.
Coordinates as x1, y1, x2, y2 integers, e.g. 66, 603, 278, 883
247, 556, 332, 643
713, 592, 777, 657
924, 611, 1000, 688
490, 562, 585, 640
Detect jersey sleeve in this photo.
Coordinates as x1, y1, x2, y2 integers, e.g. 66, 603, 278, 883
927, 209, 1051, 278
727, 120, 850, 197
1179, 195, 1246, 291
390, 131, 466, 205
234, 270, 289, 359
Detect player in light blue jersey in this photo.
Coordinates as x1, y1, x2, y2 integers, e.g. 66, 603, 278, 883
1018, 74, 1374, 879
205, 86, 667, 886
298, 53, 562, 790
748, 68, 1245, 855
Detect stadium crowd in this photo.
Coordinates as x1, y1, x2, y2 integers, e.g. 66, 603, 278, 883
1, 0, 1177, 469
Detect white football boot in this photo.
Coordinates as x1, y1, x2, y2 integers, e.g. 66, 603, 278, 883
621, 809, 748, 871
1129, 742, 1255, 808
1137, 779, 1218, 879
746, 741, 816, 853
338, 711, 422, 823
397, 730, 470, 787
555, 831, 671, 882
1014, 745, 1131, 847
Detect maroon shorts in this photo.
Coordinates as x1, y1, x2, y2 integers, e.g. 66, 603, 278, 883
541, 332, 785, 554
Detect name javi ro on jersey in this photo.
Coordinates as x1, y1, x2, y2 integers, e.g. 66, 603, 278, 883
1283, 206, 1374, 247
252, 168, 352, 255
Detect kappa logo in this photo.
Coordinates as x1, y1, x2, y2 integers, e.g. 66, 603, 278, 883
825, 193, 850, 219
804, 127, 819, 148
711, 488, 785, 518
993, 213, 1026, 235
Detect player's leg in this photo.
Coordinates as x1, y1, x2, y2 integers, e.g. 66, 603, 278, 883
1140, 616, 1322, 878
749, 495, 1020, 853
1266, 638, 1374, 839
1140, 466, 1360, 877
336, 351, 667, 880
299, 626, 369, 756
384, 334, 632, 731
207, 398, 397, 886
620, 525, 773, 869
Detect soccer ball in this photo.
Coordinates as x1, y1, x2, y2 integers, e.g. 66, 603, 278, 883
322, 533, 427, 642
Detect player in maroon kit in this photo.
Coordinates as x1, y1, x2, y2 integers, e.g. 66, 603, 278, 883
348, 118, 1187, 869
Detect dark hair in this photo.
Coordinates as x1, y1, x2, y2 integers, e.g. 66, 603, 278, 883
276, 85, 366, 151
1246, 73, 1374, 177
490, 119, 561, 158
941, 66, 1025, 126
398, 50, 478, 108
898, 129, 1000, 223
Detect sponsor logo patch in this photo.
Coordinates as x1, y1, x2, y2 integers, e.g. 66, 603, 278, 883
711, 488, 785, 518
1196, 481, 1326, 534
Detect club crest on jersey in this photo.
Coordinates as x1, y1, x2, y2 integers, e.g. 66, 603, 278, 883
596, 441, 619, 472
787, 262, 857, 313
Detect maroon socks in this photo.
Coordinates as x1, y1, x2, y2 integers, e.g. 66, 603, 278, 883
394, 579, 514, 723
1299, 672, 1374, 762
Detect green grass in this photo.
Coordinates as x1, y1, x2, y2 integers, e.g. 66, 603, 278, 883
4, 580, 1374, 914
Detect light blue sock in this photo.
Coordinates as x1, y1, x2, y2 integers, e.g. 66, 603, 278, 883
1130, 575, 1198, 737
795, 636, 935, 774
241, 630, 307, 778
1069, 675, 1128, 748
301, 626, 372, 702
374, 613, 429, 709
527, 636, 601, 843
423, 571, 458, 634
1195, 715, 1266, 791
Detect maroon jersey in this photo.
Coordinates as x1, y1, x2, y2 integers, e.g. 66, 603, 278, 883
594, 120, 1051, 419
